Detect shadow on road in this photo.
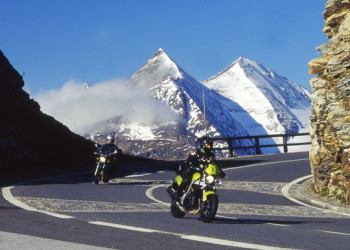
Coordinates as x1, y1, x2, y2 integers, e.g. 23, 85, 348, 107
211, 217, 332, 225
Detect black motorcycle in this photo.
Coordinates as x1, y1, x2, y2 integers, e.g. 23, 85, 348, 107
167, 161, 223, 223
94, 145, 118, 184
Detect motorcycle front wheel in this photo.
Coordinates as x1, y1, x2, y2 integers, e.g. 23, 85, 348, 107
94, 163, 102, 185
102, 164, 110, 183
170, 201, 185, 218
94, 176, 100, 184
200, 194, 218, 223
102, 171, 109, 183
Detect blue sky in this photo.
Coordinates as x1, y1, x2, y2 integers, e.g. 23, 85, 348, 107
1, 0, 327, 95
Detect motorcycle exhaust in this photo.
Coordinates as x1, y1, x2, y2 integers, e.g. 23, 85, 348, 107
167, 186, 176, 200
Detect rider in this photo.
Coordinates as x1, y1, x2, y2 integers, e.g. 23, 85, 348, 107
175, 136, 219, 199
96, 135, 122, 178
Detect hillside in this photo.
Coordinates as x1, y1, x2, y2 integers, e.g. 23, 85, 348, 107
0, 50, 95, 175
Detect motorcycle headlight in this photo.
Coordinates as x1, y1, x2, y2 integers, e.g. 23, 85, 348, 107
206, 175, 215, 184
100, 156, 106, 163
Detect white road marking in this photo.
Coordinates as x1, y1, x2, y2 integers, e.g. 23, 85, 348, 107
182, 235, 296, 250
2, 185, 75, 219
89, 220, 297, 250
125, 170, 167, 178
281, 175, 313, 207
224, 158, 309, 171
281, 175, 350, 218
125, 172, 150, 178
145, 184, 169, 205
0, 231, 112, 250
89, 221, 158, 233
316, 230, 350, 236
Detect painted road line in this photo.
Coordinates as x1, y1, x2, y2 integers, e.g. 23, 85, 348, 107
2, 178, 75, 219
145, 184, 169, 205
89, 220, 297, 250
182, 235, 297, 250
225, 158, 309, 171
0, 231, 112, 250
125, 170, 168, 178
281, 174, 313, 207
89, 221, 158, 233
316, 230, 350, 236
125, 172, 150, 178
281, 175, 350, 218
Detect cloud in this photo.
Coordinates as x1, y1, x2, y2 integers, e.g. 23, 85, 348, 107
34, 78, 179, 134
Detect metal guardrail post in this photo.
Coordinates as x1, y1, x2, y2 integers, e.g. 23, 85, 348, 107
255, 137, 261, 155
283, 135, 288, 153
227, 139, 233, 157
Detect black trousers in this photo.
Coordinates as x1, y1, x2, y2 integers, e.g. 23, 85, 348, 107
178, 168, 194, 194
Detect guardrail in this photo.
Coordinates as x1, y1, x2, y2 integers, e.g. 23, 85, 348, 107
211, 132, 311, 157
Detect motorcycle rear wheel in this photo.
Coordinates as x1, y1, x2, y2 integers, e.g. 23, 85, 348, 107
170, 201, 185, 218
200, 194, 218, 223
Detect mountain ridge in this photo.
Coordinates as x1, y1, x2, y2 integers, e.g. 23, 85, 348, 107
84, 48, 311, 159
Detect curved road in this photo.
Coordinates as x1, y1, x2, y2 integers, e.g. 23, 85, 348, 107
2, 152, 350, 249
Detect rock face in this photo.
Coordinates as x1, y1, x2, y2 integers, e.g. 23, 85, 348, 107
0, 50, 95, 175
309, 0, 350, 203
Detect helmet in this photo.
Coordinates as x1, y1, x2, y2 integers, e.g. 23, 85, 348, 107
106, 135, 114, 142
199, 136, 213, 149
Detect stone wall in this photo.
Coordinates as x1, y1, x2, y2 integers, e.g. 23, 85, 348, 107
308, 0, 350, 203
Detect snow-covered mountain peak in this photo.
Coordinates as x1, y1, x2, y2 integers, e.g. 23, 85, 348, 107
211, 57, 275, 82
148, 48, 173, 65
204, 57, 311, 135
130, 48, 184, 87
82, 50, 311, 159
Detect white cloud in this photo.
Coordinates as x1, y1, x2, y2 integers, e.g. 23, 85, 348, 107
34, 78, 179, 134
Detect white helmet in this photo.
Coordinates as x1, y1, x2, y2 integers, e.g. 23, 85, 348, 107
107, 135, 114, 142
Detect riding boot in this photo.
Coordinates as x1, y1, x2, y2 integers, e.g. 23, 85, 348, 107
175, 189, 184, 202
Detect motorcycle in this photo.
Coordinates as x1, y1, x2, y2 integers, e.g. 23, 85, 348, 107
167, 161, 223, 223
94, 145, 118, 184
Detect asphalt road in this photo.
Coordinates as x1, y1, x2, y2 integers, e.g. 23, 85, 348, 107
2, 152, 350, 249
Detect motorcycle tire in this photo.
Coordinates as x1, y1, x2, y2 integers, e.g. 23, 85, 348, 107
170, 201, 185, 218
200, 194, 218, 223
102, 174, 109, 184
94, 176, 100, 184
94, 163, 101, 184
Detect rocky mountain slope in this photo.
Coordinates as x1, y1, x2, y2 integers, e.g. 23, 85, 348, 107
0, 50, 95, 175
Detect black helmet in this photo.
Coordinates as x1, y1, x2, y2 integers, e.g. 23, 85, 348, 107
199, 136, 213, 149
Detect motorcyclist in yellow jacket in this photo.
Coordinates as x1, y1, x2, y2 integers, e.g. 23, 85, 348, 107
175, 136, 218, 199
